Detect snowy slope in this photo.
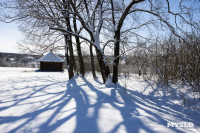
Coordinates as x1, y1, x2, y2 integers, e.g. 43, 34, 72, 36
0, 67, 199, 133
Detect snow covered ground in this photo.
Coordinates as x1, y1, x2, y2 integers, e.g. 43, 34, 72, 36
0, 67, 199, 133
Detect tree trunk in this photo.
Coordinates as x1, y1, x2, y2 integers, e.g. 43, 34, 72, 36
90, 43, 96, 79
64, 1, 75, 79
73, 14, 85, 77
110, 0, 142, 84
112, 32, 120, 84
73, 56, 78, 75
96, 48, 110, 83
64, 38, 69, 67
64, 35, 74, 79
76, 39, 85, 77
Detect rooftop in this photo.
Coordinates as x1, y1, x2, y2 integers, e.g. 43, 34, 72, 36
37, 52, 65, 63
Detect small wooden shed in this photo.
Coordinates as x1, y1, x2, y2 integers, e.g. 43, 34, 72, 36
37, 52, 64, 71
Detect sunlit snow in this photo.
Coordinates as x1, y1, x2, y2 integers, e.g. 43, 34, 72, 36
0, 67, 199, 133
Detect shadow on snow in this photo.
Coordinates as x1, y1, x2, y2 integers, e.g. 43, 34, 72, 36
0, 75, 199, 133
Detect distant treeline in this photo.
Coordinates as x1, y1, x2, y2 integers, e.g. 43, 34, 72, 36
0, 52, 40, 68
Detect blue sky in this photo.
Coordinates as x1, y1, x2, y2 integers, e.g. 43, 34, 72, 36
0, 21, 22, 53
0, 0, 197, 54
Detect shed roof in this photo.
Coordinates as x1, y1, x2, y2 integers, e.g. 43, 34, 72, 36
37, 52, 64, 62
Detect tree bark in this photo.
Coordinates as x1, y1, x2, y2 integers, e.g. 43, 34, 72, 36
112, 31, 120, 83
76, 38, 85, 76
63, 0, 75, 79
64, 35, 74, 79
73, 14, 85, 77
64, 37, 69, 67
96, 48, 110, 83
111, 0, 145, 84
90, 43, 96, 79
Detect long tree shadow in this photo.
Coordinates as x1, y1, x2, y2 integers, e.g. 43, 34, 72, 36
115, 83, 200, 133
65, 79, 99, 133
82, 78, 155, 133
0, 74, 200, 133
83, 78, 200, 133
0, 76, 76, 133
137, 80, 200, 122
0, 76, 103, 133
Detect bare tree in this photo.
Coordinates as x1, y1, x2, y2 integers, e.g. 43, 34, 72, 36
73, 13, 85, 77
61, 0, 112, 83
105, 0, 199, 83
0, 0, 199, 85
0, 0, 77, 79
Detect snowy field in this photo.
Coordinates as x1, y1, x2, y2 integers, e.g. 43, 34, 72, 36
0, 67, 199, 133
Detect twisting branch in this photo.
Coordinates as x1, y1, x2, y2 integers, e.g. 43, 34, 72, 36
128, 9, 181, 38
50, 26, 97, 49
102, 40, 115, 53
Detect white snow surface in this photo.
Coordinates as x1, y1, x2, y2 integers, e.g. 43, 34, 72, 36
37, 52, 64, 62
0, 67, 199, 133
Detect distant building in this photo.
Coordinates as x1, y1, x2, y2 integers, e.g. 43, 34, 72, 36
37, 52, 65, 71
0, 52, 40, 67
